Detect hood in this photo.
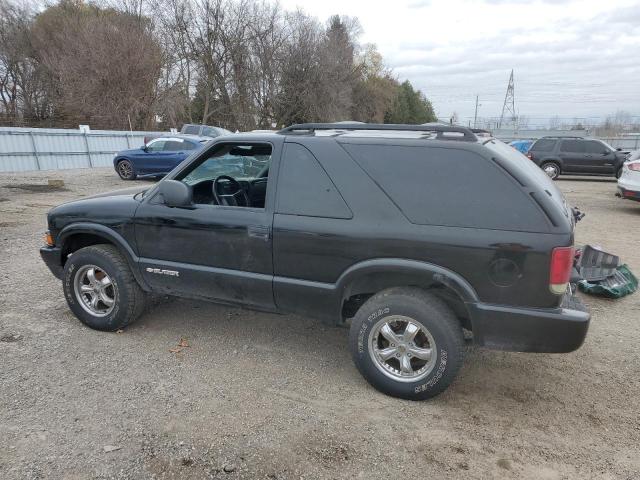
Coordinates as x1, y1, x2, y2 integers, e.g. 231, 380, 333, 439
84, 186, 149, 200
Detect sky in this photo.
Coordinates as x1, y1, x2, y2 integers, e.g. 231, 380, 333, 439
279, 0, 640, 126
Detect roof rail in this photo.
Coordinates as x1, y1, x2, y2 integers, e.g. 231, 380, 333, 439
539, 135, 585, 139
278, 123, 478, 142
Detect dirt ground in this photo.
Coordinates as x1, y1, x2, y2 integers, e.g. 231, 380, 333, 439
0, 168, 638, 480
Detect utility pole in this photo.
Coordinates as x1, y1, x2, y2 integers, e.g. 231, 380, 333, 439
473, 95, 479, 128
498, 70, 516, 129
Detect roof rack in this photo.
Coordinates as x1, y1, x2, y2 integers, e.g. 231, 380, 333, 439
538, 135, 585, 139
278, 123, 478, 142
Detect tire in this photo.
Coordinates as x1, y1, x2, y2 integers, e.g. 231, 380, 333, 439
62, 245, 146, 331
116, 159, 136, 180
348, 287, 464, 400
540, 161, 560, 180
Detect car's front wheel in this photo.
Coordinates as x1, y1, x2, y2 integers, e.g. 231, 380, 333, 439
62, 245, 146, 331
348, 287, 464, 400
116, 159, 136, 180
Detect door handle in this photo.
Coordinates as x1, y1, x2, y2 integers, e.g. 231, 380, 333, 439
248, 225, 271, 241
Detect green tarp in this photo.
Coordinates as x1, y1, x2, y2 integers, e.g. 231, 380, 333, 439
578, 264, 638, 299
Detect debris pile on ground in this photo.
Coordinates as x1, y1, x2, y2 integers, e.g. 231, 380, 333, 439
575, 245, 638, 298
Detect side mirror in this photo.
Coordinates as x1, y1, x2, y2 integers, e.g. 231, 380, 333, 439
616, 148, 622, 151
141, 145, 148, 152
158, 179, 193, 208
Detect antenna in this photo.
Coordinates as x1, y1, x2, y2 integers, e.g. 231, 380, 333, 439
498, 70, 516, 129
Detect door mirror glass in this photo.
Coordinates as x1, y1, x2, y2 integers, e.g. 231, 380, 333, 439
158, 179, 193, 208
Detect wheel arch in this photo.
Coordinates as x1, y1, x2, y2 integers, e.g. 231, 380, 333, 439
336, 259, 478, 327
58, 223, 150, 291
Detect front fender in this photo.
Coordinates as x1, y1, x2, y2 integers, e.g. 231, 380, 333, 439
58, 223, 150, 291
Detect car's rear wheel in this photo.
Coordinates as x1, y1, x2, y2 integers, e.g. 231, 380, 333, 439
116, 159, 136, 180
541, 161, 560, 180
62, 245, 146, 331
348, 287, 464, 400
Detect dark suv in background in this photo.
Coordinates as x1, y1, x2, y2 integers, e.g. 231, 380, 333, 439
527, 136, 628, 179
40, 123, 590, 400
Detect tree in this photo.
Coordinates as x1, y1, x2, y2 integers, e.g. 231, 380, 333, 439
385, 80, 436, 124
31, 0, 163, 129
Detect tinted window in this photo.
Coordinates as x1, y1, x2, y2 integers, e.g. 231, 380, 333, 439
344, 144, 547, 231
560, 140, 584, 153
146, 140, 166, 152
276, 143, 352, 219
202, 127, 217, 137
164, 140, 185, 151
182, 125, 200, 135
531, 139, 555, 152
584, 141, 607, 154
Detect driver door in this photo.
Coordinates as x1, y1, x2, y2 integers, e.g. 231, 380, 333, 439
133, 139, 281, 311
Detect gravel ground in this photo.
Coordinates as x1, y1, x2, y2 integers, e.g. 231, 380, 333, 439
1, 168, 639, 480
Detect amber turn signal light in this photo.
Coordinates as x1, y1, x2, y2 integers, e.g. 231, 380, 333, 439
45, 231, 54, 246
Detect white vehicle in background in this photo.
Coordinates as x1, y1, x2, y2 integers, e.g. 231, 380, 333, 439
617, 150, 640, 202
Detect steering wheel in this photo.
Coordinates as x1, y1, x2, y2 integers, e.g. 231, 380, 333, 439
213, 175, 250, 207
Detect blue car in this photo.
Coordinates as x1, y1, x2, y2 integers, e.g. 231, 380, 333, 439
509, 139, 534, 154
113, 136, 208, 180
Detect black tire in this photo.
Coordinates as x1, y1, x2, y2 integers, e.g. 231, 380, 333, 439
116, 159, 136, 180
348, 287, 464, 400
540, 161, 560, 180
62, 245, 146, 331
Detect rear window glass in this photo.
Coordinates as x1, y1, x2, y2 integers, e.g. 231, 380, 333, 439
531, 139, 555, 152
343, 143, 547, 231
276, 143, 352, 219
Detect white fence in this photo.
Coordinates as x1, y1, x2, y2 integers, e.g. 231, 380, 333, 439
0, 127, 164, 172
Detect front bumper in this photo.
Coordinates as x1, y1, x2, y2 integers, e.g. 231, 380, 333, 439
40, 245, 63, 279
468, 292, 590, 353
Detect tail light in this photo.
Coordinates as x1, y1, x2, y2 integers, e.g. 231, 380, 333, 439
549, 246, 574, 295
527, 152, 533, 160
628, 162, 640, 172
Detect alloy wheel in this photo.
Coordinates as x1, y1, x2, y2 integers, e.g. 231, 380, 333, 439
368, 315, 437, 382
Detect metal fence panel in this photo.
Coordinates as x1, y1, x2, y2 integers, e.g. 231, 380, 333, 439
0, 127, 164, 172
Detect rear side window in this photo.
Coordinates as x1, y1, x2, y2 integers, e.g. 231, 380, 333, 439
183, 141, 197, 150
531, 139, 555, 152
343, 144, 548, 231
560, 140, 584, 153
276, 143, 352, 219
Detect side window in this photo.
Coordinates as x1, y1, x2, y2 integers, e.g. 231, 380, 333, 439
560, 140, 583, 153
164, 140, 185, 151
183, 125, 200, 135
584, 141, 607, 154
146, 140, 166, 152
183, 141, 197, 151
531, 139, 555, 152
177, 143, 272, 208
343, 144, 547, 231
276, 143, 352, 219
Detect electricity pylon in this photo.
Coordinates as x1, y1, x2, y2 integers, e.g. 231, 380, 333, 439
498, 70, 516, 129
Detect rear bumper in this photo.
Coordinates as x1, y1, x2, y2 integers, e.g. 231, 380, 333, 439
40, 245, 63, 279
468, 292, 590, 353
616, 186, 640, 202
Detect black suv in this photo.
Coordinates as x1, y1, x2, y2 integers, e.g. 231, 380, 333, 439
40, 123, 590, 400
527, 136, 628, 180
